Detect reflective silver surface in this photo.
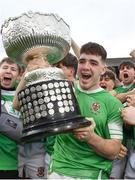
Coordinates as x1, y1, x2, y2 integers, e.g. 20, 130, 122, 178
25, 67, 65, 86
1, 11, 71, 64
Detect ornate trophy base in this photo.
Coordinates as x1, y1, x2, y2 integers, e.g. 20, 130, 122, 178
18, 76, 91, 143
21, 116, 91, 142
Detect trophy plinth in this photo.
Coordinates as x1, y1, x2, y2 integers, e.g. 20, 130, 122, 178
18, 68, 91, 142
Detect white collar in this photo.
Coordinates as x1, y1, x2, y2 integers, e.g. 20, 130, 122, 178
77, 83, 104, 94
1, 89, 15, 96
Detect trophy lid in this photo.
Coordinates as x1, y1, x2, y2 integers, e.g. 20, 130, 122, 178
1, 11, 71, 65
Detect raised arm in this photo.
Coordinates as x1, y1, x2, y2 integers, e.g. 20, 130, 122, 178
71, 38, 80, 59
130, 49, 135, 60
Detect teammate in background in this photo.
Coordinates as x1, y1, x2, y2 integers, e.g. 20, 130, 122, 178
99, 69, 127, 163
120, 94, 135, 179
99, 70, 119, 92
111, 61, 135, 103
0, 57, 21, 179
110, 61, 135, 179
55, 52, 78, 81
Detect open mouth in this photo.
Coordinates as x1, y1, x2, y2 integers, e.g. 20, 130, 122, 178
3, 77, 12, 84
81, 73, 92, 80
100, 85, 107, 89
4, 77, 12, 81
123, 73, 129, 78
100, 83, 107, 89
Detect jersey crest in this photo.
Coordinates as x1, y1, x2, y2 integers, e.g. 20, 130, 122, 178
91, 102, 101, 114
36, 167, 44, 177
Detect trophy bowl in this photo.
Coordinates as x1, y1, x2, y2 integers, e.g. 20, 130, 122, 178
1, 11, 71, 65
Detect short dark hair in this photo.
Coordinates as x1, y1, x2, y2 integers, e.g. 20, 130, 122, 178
100, 70, 116, 81
0, 57, 21, 74
80, 42, 107, 62
56, 53, 78, 76
119, 61, 135, 70
62, 53, 78, 75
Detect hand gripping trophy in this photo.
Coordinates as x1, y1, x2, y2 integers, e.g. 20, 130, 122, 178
1, 11, 91, 142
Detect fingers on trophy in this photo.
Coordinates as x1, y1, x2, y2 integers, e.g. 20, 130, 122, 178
1, 11, 91, 143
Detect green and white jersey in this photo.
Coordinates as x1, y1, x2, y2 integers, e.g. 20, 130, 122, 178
0, 89, 20, 170
51, 84, 123, 179
114, 84, 135, 141
114, 84, 135, 94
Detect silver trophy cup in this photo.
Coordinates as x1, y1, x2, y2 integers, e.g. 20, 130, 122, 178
1, 11, 91, 142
